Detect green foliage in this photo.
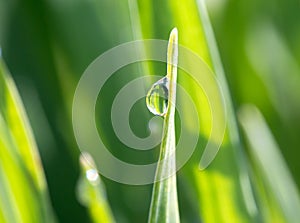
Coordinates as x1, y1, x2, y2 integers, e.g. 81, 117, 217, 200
147, 28, 180, 223
76, 152, 115, 223
0, 0, 299, 222
239, 105, 300, 223
0, 60, 56, 223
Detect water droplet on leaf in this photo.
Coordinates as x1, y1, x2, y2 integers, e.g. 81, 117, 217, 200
146, 77, 169, 116
86, 169, 99, 183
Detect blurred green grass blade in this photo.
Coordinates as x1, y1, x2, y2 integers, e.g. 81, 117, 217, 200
0, 59, 56, 222
246, 22, 300, 121
195, 1, 258, 218
0, 116, 22, 222
148, 28, 180, 223
76, 152, 115, 223
184, 1, 258, 221
238, 105, 300, 223
245, 23, 300, 185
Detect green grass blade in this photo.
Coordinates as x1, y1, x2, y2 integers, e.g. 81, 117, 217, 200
197, 0, 258, 217
238, 105, 300, 223
148, 28, 180, 223
0, 59, 56, 222
76, 152, 115, 223
138, 0, 257, 222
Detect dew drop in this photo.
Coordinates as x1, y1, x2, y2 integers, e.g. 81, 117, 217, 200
86, 169, 99, 183
146, 77, 169, 116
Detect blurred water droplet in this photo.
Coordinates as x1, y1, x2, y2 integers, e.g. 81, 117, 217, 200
146, 77, 169, 116
86, 169, 99, 183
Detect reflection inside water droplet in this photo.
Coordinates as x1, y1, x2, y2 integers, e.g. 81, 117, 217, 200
146, 77, 169, 116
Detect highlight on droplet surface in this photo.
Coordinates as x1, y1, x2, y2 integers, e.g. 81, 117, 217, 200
146, 76, 169, 116
86, 169, 99, 183
79, 152, 100, 185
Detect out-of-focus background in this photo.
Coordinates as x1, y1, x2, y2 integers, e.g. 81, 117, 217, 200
0, 0, 299, 222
